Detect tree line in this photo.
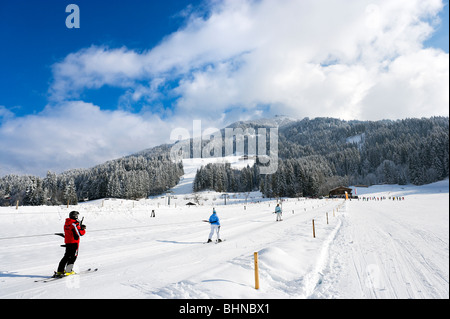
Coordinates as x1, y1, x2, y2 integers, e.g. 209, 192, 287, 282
1, 116, 448, 204
193, 162, 260, 193
0, 153, 183, 206
193, 117, 449, 197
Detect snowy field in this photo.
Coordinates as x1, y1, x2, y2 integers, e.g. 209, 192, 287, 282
0, 166, 448, 299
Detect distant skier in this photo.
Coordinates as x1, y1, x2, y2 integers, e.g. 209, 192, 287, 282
275, 203, 282, 221
55, 211, 86, 277
206, 208, 221, 243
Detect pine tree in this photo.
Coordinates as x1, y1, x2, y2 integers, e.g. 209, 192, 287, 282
64, 178, 78, 205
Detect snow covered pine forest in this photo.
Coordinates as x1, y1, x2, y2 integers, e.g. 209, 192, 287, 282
1, 117, 448, 205
0, 117, 448, 303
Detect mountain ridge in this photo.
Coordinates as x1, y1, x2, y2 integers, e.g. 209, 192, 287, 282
1, 116, 448, 205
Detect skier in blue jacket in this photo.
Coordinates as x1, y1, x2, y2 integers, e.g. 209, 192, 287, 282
275, 203, 282, 221
207, 209, 222, 243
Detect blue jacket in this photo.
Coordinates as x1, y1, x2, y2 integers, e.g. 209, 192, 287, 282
275, 206, 282, 214
209, 213, 220, 225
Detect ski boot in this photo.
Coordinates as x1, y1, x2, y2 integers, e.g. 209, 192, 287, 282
52, 271, 65, 278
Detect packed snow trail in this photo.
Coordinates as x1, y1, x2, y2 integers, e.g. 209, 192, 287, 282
313, 182, 449, 298
0, 197, 341, 298
0, 180, 448, 299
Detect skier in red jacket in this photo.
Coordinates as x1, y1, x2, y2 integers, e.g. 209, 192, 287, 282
55, 211, 86, 277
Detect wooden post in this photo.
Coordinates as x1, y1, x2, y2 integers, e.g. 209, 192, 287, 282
254, 252, 260, 290
16, 200, 19, 210
312, 219, 316, 238
67, 200, 70, 208
326, 212, 329, 224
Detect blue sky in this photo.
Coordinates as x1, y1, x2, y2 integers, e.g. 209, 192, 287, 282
0, 0, 203, 116
0, 0, 449, 176
424, 0, 449, 51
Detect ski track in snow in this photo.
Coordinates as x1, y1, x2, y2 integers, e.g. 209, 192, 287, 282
313, 184, 449, 299
0, 160, 448, 299
0, 195, 341, 299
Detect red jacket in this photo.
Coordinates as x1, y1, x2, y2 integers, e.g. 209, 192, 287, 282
64, 218, 86, 244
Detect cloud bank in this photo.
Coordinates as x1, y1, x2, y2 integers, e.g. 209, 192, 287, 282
1, 0, 448, 176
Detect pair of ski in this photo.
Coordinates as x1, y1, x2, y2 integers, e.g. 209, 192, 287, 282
35, 268, 98, 283
203, 239, 226, 244
202, 219, 225, 244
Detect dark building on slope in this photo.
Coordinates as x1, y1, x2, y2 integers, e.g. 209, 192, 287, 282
329, 186, 353, 198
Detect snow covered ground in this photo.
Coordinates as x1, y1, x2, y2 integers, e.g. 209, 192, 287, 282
0, 161, 448, 299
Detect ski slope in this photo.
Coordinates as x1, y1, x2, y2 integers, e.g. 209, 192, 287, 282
0, 173, 448, 299
170, 156, 255, 196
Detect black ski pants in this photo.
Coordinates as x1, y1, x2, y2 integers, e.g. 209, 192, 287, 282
57, 243, 79, 272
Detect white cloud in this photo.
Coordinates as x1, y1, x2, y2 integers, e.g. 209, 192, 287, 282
360, 48, 449, 119
1, 0, 448, 176
0, 106, 15, 122
0, 101, 173, 176
50, 0, 448, 120
50, 46, 147, 100
165, 0, 448, 121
